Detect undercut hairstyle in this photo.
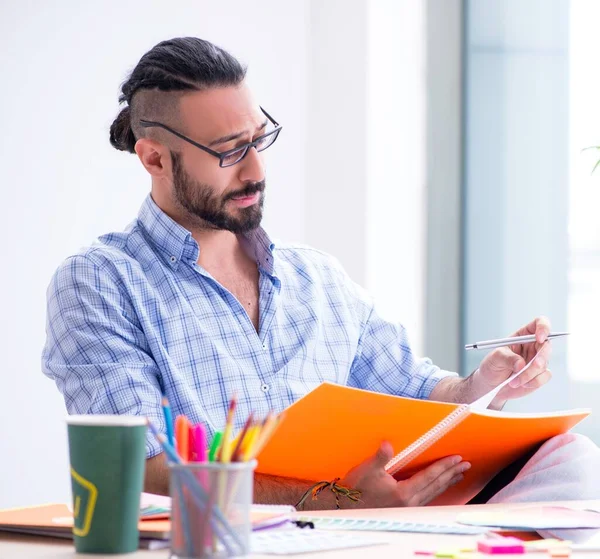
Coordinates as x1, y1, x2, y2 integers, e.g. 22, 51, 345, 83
109, 37, 247, 153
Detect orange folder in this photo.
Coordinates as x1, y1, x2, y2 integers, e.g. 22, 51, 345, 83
255, 383, 590, 505
0, 503, 293, 541
0, 503, 169, 540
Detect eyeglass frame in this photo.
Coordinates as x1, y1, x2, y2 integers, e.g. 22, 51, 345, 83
138, 106, 282, 168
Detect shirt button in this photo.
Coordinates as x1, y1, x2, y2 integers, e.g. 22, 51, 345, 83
262, 342, 267, 350
261, 383, 270, 393
170, 256, 176, 263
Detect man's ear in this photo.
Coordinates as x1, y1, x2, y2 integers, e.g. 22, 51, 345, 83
134, 138, 171, 178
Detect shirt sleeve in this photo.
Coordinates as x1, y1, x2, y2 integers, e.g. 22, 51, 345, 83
42, 253, 164, 458
330, 261, 457, 399
347, 305, 457, 399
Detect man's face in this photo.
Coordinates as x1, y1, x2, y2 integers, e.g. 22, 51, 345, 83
169, 84, 268, 233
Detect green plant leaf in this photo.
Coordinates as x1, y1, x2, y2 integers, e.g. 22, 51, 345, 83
581, 146, 600, 174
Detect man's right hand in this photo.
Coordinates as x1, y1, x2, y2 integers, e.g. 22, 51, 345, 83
340, 442, 471, 508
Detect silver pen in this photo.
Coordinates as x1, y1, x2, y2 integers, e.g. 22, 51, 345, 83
465, 331, 570, 351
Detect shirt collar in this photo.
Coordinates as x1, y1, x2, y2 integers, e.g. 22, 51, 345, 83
241, 228, 276, 276
137, 194, 276, 274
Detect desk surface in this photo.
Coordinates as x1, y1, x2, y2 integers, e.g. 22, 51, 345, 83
1, 500, 598, 558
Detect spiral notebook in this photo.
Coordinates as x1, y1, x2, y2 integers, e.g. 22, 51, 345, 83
256, 382, 590, 505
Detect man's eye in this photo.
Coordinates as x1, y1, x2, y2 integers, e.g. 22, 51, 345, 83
221, 148, 246, 166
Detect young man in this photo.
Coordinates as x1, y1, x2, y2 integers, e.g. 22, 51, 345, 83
43, 37, 599, 509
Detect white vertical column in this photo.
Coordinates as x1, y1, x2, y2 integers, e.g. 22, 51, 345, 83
423, 0, 464, 372
366, 0, 427, 355
305, 0, 368, 286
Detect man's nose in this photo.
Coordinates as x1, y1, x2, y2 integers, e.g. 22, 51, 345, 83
238, 146, 265, 183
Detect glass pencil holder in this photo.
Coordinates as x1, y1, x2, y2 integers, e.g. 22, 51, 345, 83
169, 460, 256, 558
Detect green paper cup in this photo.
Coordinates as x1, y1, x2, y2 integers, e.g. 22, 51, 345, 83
66, 415, 147, 554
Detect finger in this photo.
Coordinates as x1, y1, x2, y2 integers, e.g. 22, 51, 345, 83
404, 457, 469, 505
532, 339, 552, 364
511, 315, 551, 347
510, 360, 544, 388
499, 369, 553, 401
512, 317, 539, 338
487, 347, 524, 381
410, 462, 471, 506
535, 316, 551, 343
512, 336, 552, 365
406, 455, 463, 493
372, 441, 394, 469
513, 356, 527, 374
510, 343, 550, 388
521, 369, 552, 390
451, 473, 465, 485
496, 346, 523, 371
416, 473, 465, 506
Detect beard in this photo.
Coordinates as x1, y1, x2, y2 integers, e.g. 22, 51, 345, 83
171, 151, 265, 234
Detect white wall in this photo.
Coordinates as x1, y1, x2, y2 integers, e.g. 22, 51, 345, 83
305, 0, 368, 285
0, 0, 309, 508
0, 0, 428, 508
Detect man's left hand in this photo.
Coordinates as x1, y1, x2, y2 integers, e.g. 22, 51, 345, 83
474, 316, 553, 408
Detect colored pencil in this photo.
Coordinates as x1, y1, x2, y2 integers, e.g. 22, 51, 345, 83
146, 420, 241, 555
161, 397, 175, 447
148, 420, 192, 555
251, 412, 285, 460
231, 412, 254, 462
241, 425, 262, 462
219, 396, 237, 463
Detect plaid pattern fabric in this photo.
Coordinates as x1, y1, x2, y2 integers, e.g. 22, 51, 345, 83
42, 195, 455, 457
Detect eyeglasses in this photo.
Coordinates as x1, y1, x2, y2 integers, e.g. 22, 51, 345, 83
139, 107, 282, 168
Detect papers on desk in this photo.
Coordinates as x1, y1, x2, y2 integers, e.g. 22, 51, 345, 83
251, 529, 387, 555
0, 503, 170, 545
139, 492, 171, 520
0, 501, 389, 555
140, 493, 296, 530
0, 501, 296, 539
457, 506, 600, 530
297, 516, 488, 535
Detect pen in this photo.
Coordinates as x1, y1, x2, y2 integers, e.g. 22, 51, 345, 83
146, 420, 241, 555
208, 431, 223, 462
161, 397, 175, 447
148, 420, 186, 464
465, 332, 570, 351
175, 415, 191, 461
192, 423, 207, 463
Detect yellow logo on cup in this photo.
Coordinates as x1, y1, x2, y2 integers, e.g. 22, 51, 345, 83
70, 467, 98, 537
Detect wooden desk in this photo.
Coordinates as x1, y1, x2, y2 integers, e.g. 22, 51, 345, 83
1, 500, 598, 558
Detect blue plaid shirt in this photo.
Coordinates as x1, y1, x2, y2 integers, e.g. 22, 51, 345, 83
42, 195, 455, 458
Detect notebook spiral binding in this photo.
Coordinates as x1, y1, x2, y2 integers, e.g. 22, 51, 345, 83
384, 404, 471, 476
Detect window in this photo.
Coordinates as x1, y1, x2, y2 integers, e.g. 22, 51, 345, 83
463, 0, 600, 442
568, 0, 600, 385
